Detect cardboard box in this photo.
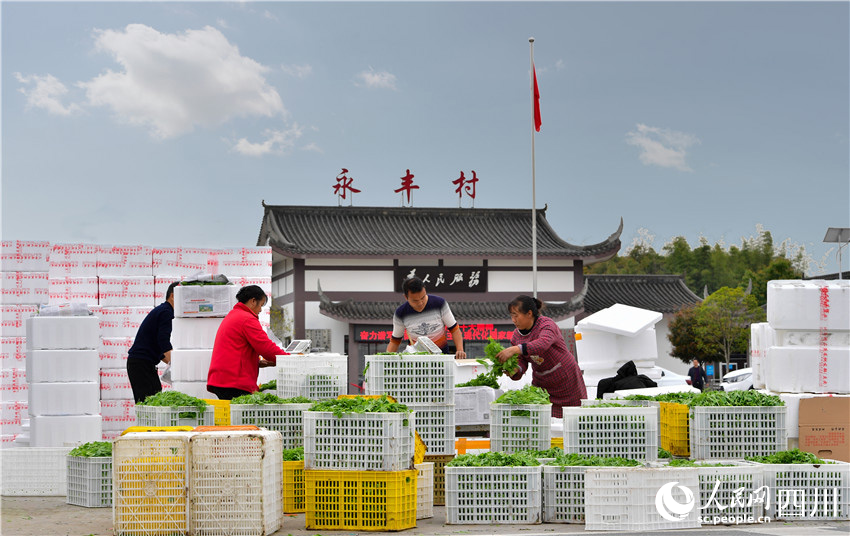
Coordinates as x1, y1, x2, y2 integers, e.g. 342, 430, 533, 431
799, 396, 850, 462
173, 284, 237, 318
454, 386, 502, 426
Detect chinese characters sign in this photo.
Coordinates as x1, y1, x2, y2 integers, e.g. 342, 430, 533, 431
356, 323, 513, 343
452, 171, 479, 207
395, 266, 487, 293
395, 169, 419, 206
333, 168, 361, 206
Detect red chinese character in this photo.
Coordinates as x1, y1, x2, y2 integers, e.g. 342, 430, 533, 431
395, 169, 419, 205
333, 168, 361, 204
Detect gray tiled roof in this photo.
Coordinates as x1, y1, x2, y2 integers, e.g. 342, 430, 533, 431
317, 283, 587, 323
258, 204, 622, 259
583, 274, 702, 314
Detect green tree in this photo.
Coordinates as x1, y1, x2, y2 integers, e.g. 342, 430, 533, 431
694, 287, 765, 369
667, 304, 714, 365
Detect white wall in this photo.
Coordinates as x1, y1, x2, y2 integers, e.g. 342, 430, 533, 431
304, 301, 348, 353
304, 270, 394, 292
653, 314, 690, 374
305, 258, 392, 267
489, 271, 574, 293
489, 259, 574, 267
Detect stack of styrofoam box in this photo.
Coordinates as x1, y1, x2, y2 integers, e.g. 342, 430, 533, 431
1, 240, 51, 446
575, 304, 663, 398
25, 315, 101, 446
170, 315, 222, 400
763, 280, 850, 449
365, 354, 456, 454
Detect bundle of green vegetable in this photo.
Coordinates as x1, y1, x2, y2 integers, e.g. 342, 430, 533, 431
259, 379, 276, 392
282, 447, 304, 461
137, 391, 207, 418
666, 459, 733, 468
279, 396, 314, 404
746, 449, 830, 465
495, 385, 550, 416
232, 392, 287, 405
654, 392, 698, 404
521, 447, 564, 459
308, 395, 410, 418
688, 390, 783, 408
447, 451, 540, 467
455, 338, 517, 389
546, 452, 641, 467
69, 441, 112, 458
658, 448, 673, 459
581, 402, 632, 408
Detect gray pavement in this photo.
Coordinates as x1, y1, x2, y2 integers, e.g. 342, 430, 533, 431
2, 497, 847, 536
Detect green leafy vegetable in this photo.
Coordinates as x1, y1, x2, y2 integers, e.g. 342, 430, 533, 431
546, 453, 641, 467
258, 380, 276, 392
518, 447, 564, 458
308, 395, 410, 418
455, 338, 516, 388
582, 402, 632, 408
137, 391, 207, 418
667, 459, 733, 467
746, 449, 831, 465
688, 390, 784, 408
69, 441, 112, 458
282, 447, 304, 461
279, 396, 314, 404
658, 448, 673, 459
232, 392, 288, 405
447, 451, 541, 467
496, 385, 550, 416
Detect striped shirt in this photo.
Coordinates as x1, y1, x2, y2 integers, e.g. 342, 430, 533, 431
391, 295, 457, 352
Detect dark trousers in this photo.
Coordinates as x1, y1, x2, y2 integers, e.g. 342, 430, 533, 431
207, 385, 251, 401
127, 358, 162, 404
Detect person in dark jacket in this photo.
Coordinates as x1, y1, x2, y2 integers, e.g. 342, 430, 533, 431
688, 359, 708, 391
595, 360, 658, 399
127, 281, 179, 403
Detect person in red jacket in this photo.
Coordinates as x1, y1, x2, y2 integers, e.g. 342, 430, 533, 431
207, 285, 288, 400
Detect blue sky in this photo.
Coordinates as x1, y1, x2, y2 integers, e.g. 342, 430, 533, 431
2, 1, 848, 276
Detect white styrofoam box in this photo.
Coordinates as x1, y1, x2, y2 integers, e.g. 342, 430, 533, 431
101, 412, 136, 432
1, 446, 73, 495
96, 244, 153, 276
1, 240, 51, 272
101, 431, 121, 441
1, 336, 27, 369
173, 284, 238, 318
99, 369, 134, 400
171, 317, 223, 349
152, 246, 217, 276
47, 276, 98, 305
26, 316, 100, 350
774, 392, 819, 438
576, 326, 659, 367
453, 359, 488, 386
1, 434, 20, 448
775, 330, 850, 347
92, 306, 151, 338
1, 305, 38, 337
767, 279, 850, 331
1, 400, 28, 434
26, 350, 99, 383
445, 465, 542, 524
258, 307, 271, 332
99, 337, 134, 368
227, 276, 272, 296
48, 243, 98, 277
30, 415, 102, 447
455, 386, 501, 426
153, 275, 181, 302
765, 346, 850, 394
169, 381, 212, 399
98, 276, 155, 307
577, 303, 663, 337
1, 368, 28, 402
1, 271, 48, 304
171, 349, 213, 382
751, 322, 776, 391
28, 382, 100, 416
257, 364, 276, 385
100, 398, 135, 420
216, 247, 272, 277
188, 430, 283, 536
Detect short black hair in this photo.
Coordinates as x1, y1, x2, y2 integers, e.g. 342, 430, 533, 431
402, 276, 425, 296
236, 285, 267, 304
165, 281, 180, 301
508, 295, 544, 319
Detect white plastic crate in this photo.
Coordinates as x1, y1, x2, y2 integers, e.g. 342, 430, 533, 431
752, 459, 850, 520
276, 354, 347, 400
445, 466, 542, 524
113, 432, 194, 536
584, 466, 700, 531
416, 462, 434, 519
1, 446, 72, 495
67, 455, 112, 507
303, 411, 415, 471
189, 430, 283, 535
409, 403, 455, 455
694, 462, 764, 524
135, 405, 214, 427
490, 403, 552, 453
562, 406, 658, 461
229, 403, 311, 450
364, 354, 454, 404
542, 465, 595, 523
689, 406, 787, 460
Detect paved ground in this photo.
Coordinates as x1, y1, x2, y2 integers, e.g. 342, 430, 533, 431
2, 497, 848, 536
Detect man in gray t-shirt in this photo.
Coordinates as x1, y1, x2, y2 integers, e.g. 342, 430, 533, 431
386, 276, 466, 358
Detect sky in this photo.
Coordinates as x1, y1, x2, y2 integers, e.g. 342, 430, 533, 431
2, 1, 848, 277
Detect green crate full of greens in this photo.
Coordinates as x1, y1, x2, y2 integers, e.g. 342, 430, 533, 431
135, 391, 214, 427
67, 442, 113, 508
230, 394, 314, 450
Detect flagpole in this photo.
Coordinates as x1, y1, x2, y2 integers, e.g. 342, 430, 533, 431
530, 37, 538, 299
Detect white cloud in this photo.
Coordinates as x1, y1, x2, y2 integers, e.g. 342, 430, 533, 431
281, 63, 313, 79
14, 72, 82, 116
263, 10, 278, 21
555, 59, 565, 71
355, 67, 397, 90
232, 124, 302, 156
301, 142, 322, 153
79, 24, 285, 139
626, 123, 700, 172
216, 18, 229, 29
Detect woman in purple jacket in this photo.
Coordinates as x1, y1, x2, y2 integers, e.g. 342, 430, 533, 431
496, 295, 587, 418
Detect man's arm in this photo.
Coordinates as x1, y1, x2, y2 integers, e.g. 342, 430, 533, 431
386, 337, 402, 353
449, 324, 466, 359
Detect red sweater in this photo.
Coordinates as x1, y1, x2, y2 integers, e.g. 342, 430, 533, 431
207, 302, 287, 393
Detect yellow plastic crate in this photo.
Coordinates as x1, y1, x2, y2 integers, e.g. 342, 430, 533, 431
305, 469, 417, 531
660, 401, 690, 457
551, 437, 564, 449
283, 460, 305, 513
423, 454, 454, 506
414, 431, 426, 465
201, 398, 231, 426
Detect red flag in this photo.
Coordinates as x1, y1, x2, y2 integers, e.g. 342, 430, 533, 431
533, 63, 541, 132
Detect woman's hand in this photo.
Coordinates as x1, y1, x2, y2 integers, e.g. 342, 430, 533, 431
495, 345, 520, 364
258, 358, 274, 368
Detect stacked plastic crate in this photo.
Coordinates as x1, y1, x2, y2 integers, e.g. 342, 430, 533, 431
1, 240, 50, 447
303, 399, 418, 531
562, 405, 659, 462
276, 353, 348, 400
